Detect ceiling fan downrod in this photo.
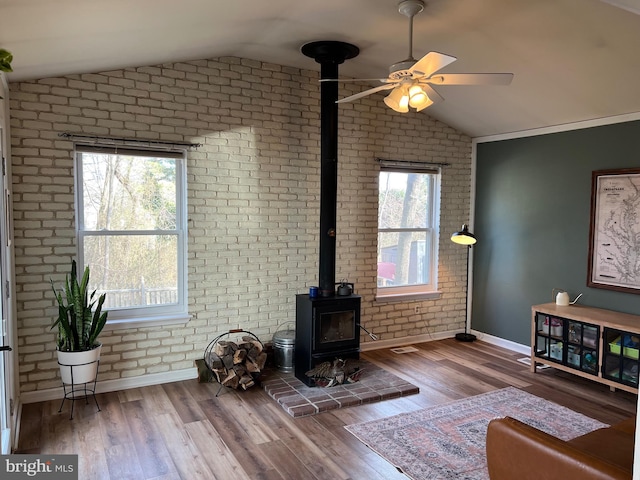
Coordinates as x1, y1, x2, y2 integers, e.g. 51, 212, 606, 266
391, 0, 425, 74
399, 0, 424, 61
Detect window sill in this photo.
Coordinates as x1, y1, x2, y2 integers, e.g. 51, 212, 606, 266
375, 291, 442, 303
103, 313, 192, 331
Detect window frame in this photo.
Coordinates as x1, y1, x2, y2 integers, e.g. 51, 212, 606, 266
74, 144, 189, 328
376, 164, 441, 301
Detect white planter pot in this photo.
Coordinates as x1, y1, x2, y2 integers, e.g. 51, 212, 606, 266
57, 344, 102, 385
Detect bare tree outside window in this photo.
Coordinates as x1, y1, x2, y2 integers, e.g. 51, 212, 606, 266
77, 148, 186, 315
377, 168, 439, 297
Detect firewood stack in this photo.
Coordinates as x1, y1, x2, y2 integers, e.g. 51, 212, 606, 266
206, 336, 267, 390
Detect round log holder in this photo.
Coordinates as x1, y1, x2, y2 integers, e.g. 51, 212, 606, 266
203, 329, 265, 396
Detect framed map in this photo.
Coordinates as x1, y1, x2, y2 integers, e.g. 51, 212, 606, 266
588, 168, 640, 293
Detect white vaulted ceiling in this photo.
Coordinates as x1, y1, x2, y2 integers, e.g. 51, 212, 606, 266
1, 0, 640, 137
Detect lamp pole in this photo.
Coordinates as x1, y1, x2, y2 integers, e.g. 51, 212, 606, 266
455, 244, 476, 342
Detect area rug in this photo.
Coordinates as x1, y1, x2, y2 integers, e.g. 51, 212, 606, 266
262, 359, 419, 417
345, 387, 607, 480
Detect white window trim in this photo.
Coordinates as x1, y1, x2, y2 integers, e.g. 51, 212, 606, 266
103, 313, 192, 331
74, 144, 189, 327
376, 165, 441, 301
375, 290, 442, 303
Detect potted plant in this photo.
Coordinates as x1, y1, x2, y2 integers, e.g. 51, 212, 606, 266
51, 260, 108, 385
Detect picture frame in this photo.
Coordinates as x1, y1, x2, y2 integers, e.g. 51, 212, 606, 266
587, 168, 640, 293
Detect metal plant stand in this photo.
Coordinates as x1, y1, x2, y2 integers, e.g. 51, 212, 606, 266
57, 358, 101, 419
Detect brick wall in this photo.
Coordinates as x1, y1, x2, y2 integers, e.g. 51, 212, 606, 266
9, 56, 472, 393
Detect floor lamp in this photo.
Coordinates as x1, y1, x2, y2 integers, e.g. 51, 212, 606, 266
451, 224, 477, 342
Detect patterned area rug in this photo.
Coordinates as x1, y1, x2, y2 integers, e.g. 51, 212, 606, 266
345, 387, 607, 480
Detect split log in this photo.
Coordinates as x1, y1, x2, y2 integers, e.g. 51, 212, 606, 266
211, 367, 225, 384
221, 369, 239, 389
255, 352, 267, 370
222, 353, 235, 370
245, 358, 260, 374
242, 336, 263, 352
239, 374, 255, 390
233, 349, 247, 364
233, 364, 247, 377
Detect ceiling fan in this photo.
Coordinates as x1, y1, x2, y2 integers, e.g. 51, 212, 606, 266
321, 0, 514, 113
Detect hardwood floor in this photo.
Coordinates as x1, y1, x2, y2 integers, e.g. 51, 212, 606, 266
16, 339, 637, 479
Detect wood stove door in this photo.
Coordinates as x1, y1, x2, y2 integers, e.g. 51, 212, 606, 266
313, 298, 360, 354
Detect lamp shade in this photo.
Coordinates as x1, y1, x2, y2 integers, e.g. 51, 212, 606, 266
451, 224, 477, 245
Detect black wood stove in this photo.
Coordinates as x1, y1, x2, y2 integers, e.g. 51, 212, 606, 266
295, 41, 362, 386
295, 294, 361, 385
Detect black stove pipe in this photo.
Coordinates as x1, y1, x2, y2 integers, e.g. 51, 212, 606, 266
301, 41, 359, 297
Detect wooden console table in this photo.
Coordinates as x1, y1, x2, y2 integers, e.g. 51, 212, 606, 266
531, 303, 640, 394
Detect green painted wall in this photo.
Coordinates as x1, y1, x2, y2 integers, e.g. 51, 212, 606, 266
473, 120, 640, 346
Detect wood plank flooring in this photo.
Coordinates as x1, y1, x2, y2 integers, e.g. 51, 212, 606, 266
16, 339, 637, 479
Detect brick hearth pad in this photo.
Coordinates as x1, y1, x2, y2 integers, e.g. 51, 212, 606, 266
261, 359, 419, 418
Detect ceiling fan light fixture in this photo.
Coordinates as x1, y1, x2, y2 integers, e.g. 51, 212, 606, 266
415, 97, 434, 112
384, 87, 409, 113
408, 84, 429, 109
399, 93, 410, 112
321, 0, 513, 110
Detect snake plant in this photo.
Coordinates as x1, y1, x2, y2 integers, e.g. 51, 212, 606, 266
51, 260, 108, 351
0, 49, 13, 73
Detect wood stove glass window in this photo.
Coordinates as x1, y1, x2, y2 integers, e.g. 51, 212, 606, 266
312, 304, 359, 354
319, 309, 356, 345
377, 164, 440, 299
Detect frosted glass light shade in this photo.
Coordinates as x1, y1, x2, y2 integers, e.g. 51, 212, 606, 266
408, 84, 429, 108
384, 87, 409, 113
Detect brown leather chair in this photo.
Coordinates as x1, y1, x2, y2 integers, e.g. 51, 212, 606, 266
486, 416, 635, 480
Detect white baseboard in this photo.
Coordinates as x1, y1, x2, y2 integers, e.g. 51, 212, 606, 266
20, 367, 198, 404
360, 330, 457, 351
360, 329, 530, 356
469, 329, 530, 355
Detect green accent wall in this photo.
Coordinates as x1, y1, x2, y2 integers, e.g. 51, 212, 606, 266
473, 120, 640, 346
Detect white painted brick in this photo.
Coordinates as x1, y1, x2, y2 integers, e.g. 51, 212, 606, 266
28, 371, 57, 383
146, 364, 170, 374
100, 354, 121, 364
10, 55, 472, 393
111, 342, 138, 353
113, 360, 138, 371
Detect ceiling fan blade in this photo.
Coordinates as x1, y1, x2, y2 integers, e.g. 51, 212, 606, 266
409, 52, 457, 77
320, 78, 395, 84
428, 73, 514, 85
336, 84, 396, 104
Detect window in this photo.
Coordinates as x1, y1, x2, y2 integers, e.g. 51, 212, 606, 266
377, 164, 440, 300
75, 145, 188, 326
